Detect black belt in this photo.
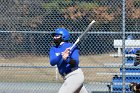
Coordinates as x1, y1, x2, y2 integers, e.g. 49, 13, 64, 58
61, 67, 78, 76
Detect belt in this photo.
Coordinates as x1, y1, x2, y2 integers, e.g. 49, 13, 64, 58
61, 67, 78, 76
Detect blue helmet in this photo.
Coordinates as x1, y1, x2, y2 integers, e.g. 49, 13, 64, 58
53, 28, 70, 41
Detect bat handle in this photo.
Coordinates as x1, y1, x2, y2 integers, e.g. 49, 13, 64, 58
70, 38, 80, 50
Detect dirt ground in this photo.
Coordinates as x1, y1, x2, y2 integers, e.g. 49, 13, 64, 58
0, 53, 122, 83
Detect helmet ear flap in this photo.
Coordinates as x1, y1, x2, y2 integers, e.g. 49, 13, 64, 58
62, 36, 68, 42
62, 36, 65, 40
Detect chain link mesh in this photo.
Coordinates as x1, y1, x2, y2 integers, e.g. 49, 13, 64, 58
0, 0, 140, 93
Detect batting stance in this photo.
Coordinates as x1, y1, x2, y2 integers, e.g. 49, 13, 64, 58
49, 28, 88, 93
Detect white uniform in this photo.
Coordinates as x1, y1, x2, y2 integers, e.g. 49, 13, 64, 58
58, 68, 88, 93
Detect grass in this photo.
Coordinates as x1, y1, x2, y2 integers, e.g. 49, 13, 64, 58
0, 53, 122, 83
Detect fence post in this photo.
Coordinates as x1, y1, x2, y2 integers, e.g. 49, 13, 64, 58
122, 0, 126, 92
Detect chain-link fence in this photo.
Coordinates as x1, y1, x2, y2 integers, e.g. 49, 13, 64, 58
0, 0, 140, 93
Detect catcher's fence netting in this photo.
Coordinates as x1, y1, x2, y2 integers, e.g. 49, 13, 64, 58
1, 0, 140, 93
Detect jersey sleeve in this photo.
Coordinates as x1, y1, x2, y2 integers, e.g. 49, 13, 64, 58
49, 47, 62, 66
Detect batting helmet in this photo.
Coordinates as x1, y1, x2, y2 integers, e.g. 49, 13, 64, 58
53, 28, 70, 41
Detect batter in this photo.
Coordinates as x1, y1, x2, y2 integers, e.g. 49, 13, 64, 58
49, 28, 88, 93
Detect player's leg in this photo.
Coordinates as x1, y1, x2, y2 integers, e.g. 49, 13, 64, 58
58, 81, 69, 93
58, 76, 83, 93
58, 68, 85, 93
79, 85, 88, 93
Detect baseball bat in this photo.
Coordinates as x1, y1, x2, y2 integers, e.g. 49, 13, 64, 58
58, 20, 96, 66
70, 20, 96, 50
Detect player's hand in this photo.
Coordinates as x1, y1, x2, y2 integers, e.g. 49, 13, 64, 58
62, 48, 70, 60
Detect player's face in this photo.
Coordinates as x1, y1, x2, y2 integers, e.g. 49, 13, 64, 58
53, 34, 63, 46
53, 35, 61, 39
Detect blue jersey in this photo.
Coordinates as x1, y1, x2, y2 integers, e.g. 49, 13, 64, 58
49, 42, 79, 75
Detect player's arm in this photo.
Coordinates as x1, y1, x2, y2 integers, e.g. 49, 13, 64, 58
49, 47, 62, 66
63, 46, 79, 67
69, 47, 79, 66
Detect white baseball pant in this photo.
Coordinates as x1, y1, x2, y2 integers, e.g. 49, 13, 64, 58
58, 68, 88, 93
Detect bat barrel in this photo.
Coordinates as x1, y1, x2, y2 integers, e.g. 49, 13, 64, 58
70, 20, 96, 50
